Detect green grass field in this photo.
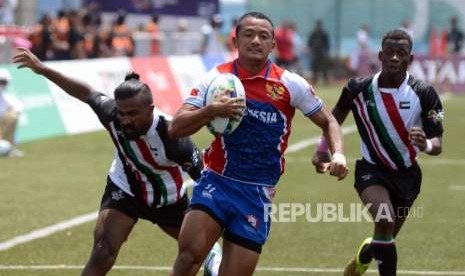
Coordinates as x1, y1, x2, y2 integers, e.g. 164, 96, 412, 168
1, 85, 464, 275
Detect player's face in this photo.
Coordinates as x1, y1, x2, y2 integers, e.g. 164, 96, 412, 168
379, 38, 412, 75
116, 95, 154, 139
234, 17, 275, 62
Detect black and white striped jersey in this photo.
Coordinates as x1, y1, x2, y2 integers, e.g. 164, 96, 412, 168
87, 93, 202, 207
336, 72, 444, 170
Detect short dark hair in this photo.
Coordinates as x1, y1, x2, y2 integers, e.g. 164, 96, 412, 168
235, 11, 274, 38
382, 29, 413, 52
114, 72, 153, 105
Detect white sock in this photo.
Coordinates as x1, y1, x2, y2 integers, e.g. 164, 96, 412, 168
204, 242, 222, 276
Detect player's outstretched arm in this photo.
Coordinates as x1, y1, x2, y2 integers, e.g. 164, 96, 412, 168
12, 47, 94, 103
309, 106, 349, 180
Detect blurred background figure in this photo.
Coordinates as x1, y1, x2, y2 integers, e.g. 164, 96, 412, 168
447, 16, 464, 54
110, 10, 134, 57
0, 0, 17, 24
145, 12, 161, 55
274, 20, 297, 70
226, 17, 238, 57
400, 18, 414, 39
307, 19, 330, 85
0, 69, 23, 157
350, 24, 373, 76
200, 13, 227, 56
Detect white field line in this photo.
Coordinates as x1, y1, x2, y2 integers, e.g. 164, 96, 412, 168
0, 92, 453, 251
286, 157, 465, 165
0, 265, 464, 275
285, 125, 357, 153
449, 185, 465, 191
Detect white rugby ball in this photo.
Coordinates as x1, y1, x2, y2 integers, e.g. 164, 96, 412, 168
205, 73, 245, 135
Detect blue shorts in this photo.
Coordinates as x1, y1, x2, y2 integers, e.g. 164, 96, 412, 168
190, 170, 275, 253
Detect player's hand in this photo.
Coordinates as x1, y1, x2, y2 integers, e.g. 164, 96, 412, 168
312, 151, 331, 173
209, 94, 245, 121
12, 47, 46, 74
409, 126, 427, 151
328, 153, 348, 181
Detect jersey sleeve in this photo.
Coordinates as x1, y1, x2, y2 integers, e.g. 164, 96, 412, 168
156, 116, 204, 180
184, 69, 219, 108
285, 72, 323, 117
418, 85, 444, 138
335, 77, 368, 112
86, 92, 116, 129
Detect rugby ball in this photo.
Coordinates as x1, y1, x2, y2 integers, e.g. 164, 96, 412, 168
205, 73, 246, 135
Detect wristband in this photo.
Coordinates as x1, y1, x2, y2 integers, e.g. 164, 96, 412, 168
424, 139, 433, 153
331, 153, 347, 166
317, 137, 329, 152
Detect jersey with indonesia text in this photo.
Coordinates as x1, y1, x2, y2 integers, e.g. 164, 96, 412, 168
87, 93, 202, 207
336, 72, 444, 170
185, 60, 323, 186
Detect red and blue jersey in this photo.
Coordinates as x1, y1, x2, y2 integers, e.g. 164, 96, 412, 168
185, 60, 323, 186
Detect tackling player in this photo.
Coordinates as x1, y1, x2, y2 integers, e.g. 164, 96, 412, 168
13, 48, 221, 276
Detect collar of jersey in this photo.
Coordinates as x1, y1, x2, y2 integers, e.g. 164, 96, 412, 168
373, 71, 410, 94
232, 59, 271, 80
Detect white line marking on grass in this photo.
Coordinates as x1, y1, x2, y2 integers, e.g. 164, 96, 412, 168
449, 185, 465, 191
0, 212, 98, 251
286, 125, 357, 153
0, 265, 464, 275
286, 157, 465, 165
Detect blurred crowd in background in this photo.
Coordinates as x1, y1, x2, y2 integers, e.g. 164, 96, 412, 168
1, 0, 464, 81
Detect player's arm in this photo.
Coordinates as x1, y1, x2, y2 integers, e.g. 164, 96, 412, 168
309, 106, 348, 180
157, 116, 204, 180
168, 97, 244, 138
409, 127, 442, 156
12, 47, 95, 102
311, 80, 354, 174
410, 85, 444, 156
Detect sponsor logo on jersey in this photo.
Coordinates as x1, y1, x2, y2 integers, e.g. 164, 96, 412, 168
265, 82, 285, 101
111, 190, 125, 201
246, 108, 278, 124
365, 99, 375, 107
428, 109, 444, 123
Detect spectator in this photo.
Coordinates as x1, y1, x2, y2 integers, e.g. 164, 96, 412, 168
226, 17, 238, 55
307, 19, 330, 84
52, 9, 72, 60
274, 20, 296, 69
400, 19, 414, 40
200, 14, 227, 56
0, 0, 17, 24
447, 16, 464, 54
145, 13, 161, 55
29, 15, 54, 60
110, 11, 134, 56
350, 24, 373, 76
0, 69, 23, 157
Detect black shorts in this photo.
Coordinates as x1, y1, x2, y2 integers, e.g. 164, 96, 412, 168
354, 159, 422, 212
100, 177, 189, 228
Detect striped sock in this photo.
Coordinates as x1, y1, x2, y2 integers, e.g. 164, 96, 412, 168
372, 236, 397, 276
